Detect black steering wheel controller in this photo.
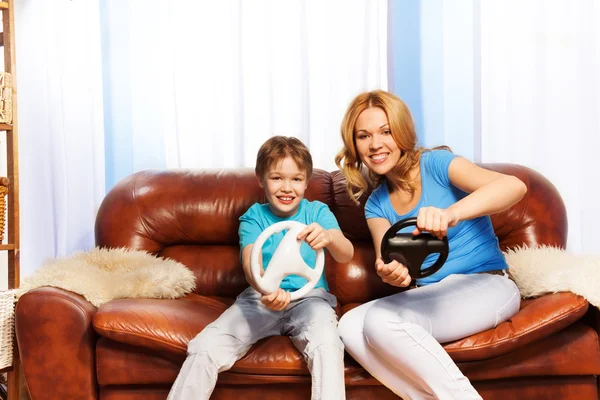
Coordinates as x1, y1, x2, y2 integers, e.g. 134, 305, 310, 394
380, 217, 449, 279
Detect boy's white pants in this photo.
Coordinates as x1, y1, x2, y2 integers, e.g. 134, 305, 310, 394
167, 287, 346, 400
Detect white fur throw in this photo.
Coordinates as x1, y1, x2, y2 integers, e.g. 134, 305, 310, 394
505, 245, 600, 307
15, 247, 196, 307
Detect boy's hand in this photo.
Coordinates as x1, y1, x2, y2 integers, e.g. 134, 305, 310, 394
376, 257, 412, 287
297, 223, 332, 250
261, 288, 291, 311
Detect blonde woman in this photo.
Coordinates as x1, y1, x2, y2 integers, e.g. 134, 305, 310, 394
335, 90, 525, 399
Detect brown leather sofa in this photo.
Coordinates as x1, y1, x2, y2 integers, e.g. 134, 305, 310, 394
15, 164, 600, 400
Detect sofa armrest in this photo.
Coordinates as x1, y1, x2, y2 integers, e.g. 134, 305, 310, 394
584, 304, 600, 334
16, 287, 98, 400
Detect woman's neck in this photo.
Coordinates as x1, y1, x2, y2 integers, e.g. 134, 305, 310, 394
386, 164, 420, 194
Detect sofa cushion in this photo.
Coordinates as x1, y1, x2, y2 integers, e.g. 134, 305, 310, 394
94, 296, 313, 376
229, 336, 308, 375
93, 294, 311, 376
342, 292, 588, 362
444, 292, 588, 361
341, 324, 600, 383
93, 294, 233, 355
458, 322, 600, 380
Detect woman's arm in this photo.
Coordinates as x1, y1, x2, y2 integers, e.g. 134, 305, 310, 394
367, 217, 411, 287
367, 218, 391, 259
446, 157, 527, 222
413, 156, 527, 239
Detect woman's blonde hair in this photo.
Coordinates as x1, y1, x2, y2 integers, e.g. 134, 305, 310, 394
335, 90, 423, 204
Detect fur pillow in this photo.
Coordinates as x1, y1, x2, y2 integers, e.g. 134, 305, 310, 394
504, 245, 600, 307
16, 247, 196, 307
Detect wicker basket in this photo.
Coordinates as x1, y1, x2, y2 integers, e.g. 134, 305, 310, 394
0, 72, 12, 124
0, 290, 15, 370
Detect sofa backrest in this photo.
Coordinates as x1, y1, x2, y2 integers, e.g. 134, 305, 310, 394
95, 164, 566, 305
328, 163, 567, 304
95, 168, 333, 298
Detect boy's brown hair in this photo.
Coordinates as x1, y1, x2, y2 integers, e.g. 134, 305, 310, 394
255, 136, 313, 179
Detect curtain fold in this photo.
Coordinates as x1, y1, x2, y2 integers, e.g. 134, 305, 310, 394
16, 0, 106, 277
390, 0, 600, 253
18, 0, 598, 280
480, 0, 600, 252
14, 0, 388, 277
101, 0, 388, 188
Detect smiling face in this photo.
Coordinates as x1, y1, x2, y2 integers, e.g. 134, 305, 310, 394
258, 156, 308, 218
354, 107, 401, 177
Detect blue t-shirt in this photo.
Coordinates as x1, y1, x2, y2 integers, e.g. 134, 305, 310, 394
365, 149, 508, 286
239, 199, 341, 291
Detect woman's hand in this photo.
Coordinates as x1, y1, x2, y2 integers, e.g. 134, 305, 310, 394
297, 223, 332, 250
376, 258, 412, 287
261, 288, 291, 311
412, 206, 459, 239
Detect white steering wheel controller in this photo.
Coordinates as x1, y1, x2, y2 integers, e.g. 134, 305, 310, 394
250, 221, 325, 301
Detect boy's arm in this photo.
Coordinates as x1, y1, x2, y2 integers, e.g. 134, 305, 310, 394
297, 224, 354, 263
241, 244, 263, 292
326, 229, 354, 263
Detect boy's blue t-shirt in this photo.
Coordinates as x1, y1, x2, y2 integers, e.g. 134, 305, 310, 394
239, 199, 340, 292
365, 149, 508, 286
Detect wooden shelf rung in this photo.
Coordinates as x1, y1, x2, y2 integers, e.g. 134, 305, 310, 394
0, 244, 15, 250
0, 123, 12, 131
0, 3, 8, 10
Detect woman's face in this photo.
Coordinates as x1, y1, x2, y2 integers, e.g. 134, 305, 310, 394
354, 107, 400, 176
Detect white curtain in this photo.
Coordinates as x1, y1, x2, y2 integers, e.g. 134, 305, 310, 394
480, 0, 600, 253
16, 0, 105, 277
13, 0, 387, 278
101, 0, 388, 188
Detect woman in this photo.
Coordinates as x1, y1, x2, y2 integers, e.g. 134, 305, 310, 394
335, 90, 525, 399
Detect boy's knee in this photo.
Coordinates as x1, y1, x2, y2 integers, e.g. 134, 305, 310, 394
187, 340, 239, 372
187, 326, 245, 364
297, 316, 344, 359
307, 337, 345, 366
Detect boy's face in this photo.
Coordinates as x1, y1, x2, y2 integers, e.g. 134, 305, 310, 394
258, 156, 308, 218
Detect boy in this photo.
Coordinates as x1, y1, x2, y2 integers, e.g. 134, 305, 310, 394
168, 136, 354, 400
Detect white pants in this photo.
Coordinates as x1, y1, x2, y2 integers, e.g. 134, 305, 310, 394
167, 287, 346, 400
338, 273, 521, 400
